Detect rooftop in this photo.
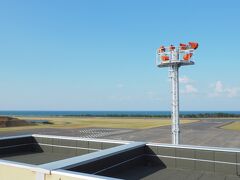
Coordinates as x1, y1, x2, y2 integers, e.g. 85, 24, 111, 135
0, 134, 240, 179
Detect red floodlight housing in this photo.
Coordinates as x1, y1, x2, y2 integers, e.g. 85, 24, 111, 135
183, 53, 193, 61
189, 42, 198, 49
180, 43, 188, 50
161, 55, 170, 61
169, 45, 175, 51
156, 42, 198, 66
158, 46, 165, 53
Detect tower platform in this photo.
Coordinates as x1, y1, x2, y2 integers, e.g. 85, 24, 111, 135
157, 60, 194, 68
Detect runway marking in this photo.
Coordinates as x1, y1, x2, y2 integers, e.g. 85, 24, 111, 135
78, 128, 132, 138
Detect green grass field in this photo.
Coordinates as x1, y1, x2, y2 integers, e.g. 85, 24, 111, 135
221, 122, 240, 131
0, 117, 197, 132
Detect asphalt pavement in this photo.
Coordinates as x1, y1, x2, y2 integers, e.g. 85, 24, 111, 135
1, 119, 240, 148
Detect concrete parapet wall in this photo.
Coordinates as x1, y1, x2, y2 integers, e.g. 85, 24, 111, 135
146, 143, 240, 176
1, 134, 240, 180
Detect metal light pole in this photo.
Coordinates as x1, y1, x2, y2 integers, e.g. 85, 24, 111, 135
170, 64, 180, 144
156, 42, 198, 145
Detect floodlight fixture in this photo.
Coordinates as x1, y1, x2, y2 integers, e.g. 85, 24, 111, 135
156, 42, 199, 145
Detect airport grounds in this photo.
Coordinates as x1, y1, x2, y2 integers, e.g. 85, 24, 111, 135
1, 115, 240, 149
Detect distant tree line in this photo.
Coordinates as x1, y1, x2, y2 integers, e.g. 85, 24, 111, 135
180, 113, 240, 118
62, 113, 240, 118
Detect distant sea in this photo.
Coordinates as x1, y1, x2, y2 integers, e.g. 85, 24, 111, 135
0, 111, 239, 117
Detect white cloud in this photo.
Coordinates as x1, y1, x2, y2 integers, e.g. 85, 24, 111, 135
215, 81, 224, 93
184, 84, 198, 93
179, 76, 198, 94
225, 87, 239, 98
179, 76, 191, 84
210, 81, 240, 98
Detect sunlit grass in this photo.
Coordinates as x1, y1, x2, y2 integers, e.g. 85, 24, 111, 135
221, 122, 240, 131
0, 117, 197, 132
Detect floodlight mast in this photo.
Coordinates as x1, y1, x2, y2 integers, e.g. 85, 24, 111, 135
156, 42, 198, 145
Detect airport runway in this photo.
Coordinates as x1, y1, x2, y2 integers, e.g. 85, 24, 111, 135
1, 119, 240, 148
101, 119, 240, 148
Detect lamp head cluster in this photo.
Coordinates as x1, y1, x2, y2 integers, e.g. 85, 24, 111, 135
156, 42, 199, 66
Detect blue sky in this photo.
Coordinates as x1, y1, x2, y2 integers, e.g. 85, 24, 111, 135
0, 0, 239, 111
